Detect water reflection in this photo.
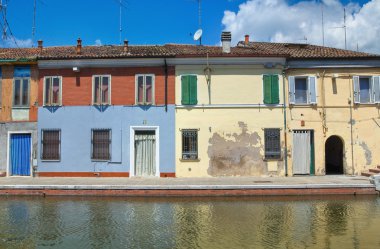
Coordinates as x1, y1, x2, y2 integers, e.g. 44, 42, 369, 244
0, 196, 379, 249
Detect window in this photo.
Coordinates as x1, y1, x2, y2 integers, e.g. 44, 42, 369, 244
181, 75, 197, 105
182, 129, 198, 160
93, 75, 111, 105
264, 128, 281, 159
289, 76, 317, 104
91, 129, 111, 160
136, 74, 154, 105
13, 78, 29, 107
353, 76, 380, 104
41, 129, 61, 160
263, 75, 279, 104
44, 76, 62, 106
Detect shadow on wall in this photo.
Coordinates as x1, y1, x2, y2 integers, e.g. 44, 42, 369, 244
44, 106, 60, 113
207, 122, 271, 176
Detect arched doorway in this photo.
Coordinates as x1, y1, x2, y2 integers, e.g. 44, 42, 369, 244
325, 136, 344, 174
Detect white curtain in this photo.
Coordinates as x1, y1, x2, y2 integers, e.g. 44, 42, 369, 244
135, 133, 156, 176
293, 131, 310, 174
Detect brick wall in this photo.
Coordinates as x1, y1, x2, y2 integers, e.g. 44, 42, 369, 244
39, 66, 175, 106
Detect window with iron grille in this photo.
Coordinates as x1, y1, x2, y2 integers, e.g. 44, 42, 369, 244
264, 128, 281, 159
91, 129, 111, 160
182, 129, 198, 160
41, 129, 61, 160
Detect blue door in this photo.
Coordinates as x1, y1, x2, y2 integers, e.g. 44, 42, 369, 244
10, 134, 31, 176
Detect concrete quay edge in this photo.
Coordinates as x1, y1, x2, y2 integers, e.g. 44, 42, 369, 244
0, 183, 375, 190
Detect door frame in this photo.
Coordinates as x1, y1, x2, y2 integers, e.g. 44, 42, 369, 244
6, 131, 33, 177
129, 126, 160, 177
292, 129, 315, 175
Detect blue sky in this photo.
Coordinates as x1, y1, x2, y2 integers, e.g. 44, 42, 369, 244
1, 0, 378, 53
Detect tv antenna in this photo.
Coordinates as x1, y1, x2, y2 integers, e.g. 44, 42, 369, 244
321, 2, 325, 46
330, 7, 347, 49
0, 0, 8, 40
113, 0, 127, 45
298, 36, 307, 44
192, 0, 203, 45
32, 0, 36, 47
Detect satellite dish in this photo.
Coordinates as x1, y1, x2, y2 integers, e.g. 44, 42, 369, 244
193, 29, 203, 41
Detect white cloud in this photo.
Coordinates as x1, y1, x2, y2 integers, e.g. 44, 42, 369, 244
0, 37, 33, 48
222, 0, 380, 54
95, 39, 102, 46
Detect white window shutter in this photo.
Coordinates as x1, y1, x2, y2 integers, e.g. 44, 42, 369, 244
372, 76, 380, 103
308, 76, 317, 104
353, 76, 360, 104
288, 76, 295, 104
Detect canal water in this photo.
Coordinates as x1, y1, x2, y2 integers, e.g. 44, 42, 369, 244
0, 195, 379, 249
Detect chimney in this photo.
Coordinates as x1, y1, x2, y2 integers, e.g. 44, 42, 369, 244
76, 38, 82, 54
37, 40, 43, 52
221, 31, 231, 53
244, 35, 250, 45
123, 40, 129, 53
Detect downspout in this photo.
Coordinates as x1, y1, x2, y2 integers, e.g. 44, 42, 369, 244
282, 68, 288, 176
321, 70, 327, 136
349, 76, 355, 175
164, 58, 168, 112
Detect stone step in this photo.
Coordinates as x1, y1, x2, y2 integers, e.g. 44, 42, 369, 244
369, 168, 380, 173
361, 171, 375, 177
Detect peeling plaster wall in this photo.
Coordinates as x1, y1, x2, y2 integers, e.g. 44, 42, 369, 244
175, 65, 285, 177
175, 108, 285, 177
207, 123, 267, 176
286, 68, 380, 176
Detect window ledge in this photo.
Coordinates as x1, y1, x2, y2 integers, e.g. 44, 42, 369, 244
91, 159, 111, 162
289, 103, 316, 106
41, 159, 61, 162
354, 103, 380, 106
12, 107, 30, 109
263, 157, 283, 161
179, 158, 200, 162
43, 105, 62, 107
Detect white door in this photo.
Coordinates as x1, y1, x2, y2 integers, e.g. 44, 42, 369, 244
134, 130, 156, 177
293, 130, 310, 174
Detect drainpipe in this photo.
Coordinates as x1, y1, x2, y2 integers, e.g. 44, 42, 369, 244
164, 58, 168, 112
321, 70, 327, 136
282, 69, 288, 176
349, 76, 355, 175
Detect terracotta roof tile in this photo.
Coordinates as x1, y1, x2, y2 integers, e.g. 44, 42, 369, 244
0, 42, 378, 61
0, 48, 39, 61
237, 41, 379, 59
38, 45, 174, 59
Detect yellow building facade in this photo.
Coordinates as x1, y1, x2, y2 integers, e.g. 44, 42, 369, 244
285, 66, 380, 176
174, 40, 380, 177
174, 58, 288, 177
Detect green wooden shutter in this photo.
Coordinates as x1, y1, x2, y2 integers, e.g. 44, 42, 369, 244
263, 75, 272, 104
189, 75, 197, 105
181, 75, 190, 105
271, 75, 279, 104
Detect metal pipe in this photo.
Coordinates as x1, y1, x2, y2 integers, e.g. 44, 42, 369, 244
282, 69, 288, 176
321, 70, 327, 136
164, 58, 168, 112
349, 77, 355, 175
